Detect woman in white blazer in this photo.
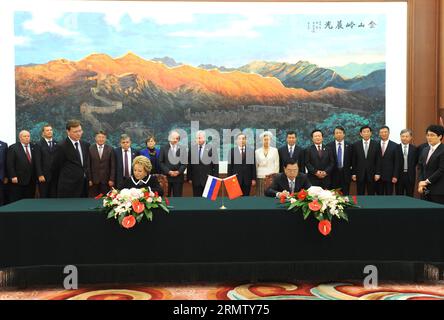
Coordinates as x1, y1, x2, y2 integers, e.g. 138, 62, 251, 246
255, 131, 280, 196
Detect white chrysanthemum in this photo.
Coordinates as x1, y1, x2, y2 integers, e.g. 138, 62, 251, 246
119, 188, 131, 198
307, 186, 324, 197
130, 188, 143, 199
290, 198, 297, 204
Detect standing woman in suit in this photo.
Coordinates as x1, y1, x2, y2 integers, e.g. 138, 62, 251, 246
7, 130, 43, 202
304, 129, 335, 189
0, 140, 8, 205
255, 131, 279, 196
88, 130, 116, 197
139, 135, 161, 174
418, 125, 444, 204
36, 124, 58, 198
52, 120, 90, 198
121, 156, 163, 195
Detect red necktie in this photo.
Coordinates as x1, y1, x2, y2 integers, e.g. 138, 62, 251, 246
25, 145, 32, 163
317, 145, 322, 157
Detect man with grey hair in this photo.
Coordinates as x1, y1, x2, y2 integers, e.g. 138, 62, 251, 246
394, 128, 419, 197
7, 130, 42, 202
159, 130, 187, 197
187, 130, 219, 196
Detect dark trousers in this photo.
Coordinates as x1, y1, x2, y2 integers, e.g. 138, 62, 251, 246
331, 169, 350, 195
356, 176, 376, 195
376, 180, 394, 195
192, 185, 205, 197
395, 172, 415, 197
38, 178, 58, 198
168, 181, 183, 197
240, 183, 251, 197
89, 182, 111, 198
9, 183, 35, 203
0, 181, 6, 206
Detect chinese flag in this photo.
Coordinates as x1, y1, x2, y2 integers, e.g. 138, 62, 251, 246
223, 175, 243, 200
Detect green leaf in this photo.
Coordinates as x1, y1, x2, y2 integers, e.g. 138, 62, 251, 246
118, 214, 125, 225
135, 213, 144, 222
159, 203, 170, 213
107, 209, 116, 219
145, 210, 153, 221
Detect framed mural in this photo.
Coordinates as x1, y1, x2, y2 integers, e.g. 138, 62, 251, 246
1, 1, 407, 153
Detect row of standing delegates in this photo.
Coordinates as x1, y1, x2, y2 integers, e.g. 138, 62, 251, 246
1, 120, 443, 204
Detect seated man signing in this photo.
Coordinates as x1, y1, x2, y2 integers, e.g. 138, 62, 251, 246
265, 159, 312, 198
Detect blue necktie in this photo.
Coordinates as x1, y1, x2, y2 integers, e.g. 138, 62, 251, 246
337, 143, 343, 168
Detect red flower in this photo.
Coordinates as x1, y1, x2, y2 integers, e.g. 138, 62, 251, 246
308, 200, 321, 211
154, 191, 159, 198
94, 193, 103, 200
318, 220, 332, 236
352, 196, 358, 204
165, 197, 170, 206
144, 191, 150, 199
297, 189, 308, 201
280, 194, 287, 204
122, 215, 136, 229
132, 200, 145, 214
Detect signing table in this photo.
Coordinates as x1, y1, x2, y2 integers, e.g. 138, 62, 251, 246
0, 196, 443, 287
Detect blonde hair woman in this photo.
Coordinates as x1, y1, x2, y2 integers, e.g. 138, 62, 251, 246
121, 155, 163, 195
255, 131, 280, 196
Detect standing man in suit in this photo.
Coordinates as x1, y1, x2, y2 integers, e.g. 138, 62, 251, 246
0, 140, 8, 205
7, 130, 43, 202
418, 125, 444, 204
304, 129, 334, 189
36, 124, 58, 198
115, 134, 139, 190
327, 126, 353, 195
394, 129, 419, 197
265, 159, 311, 198
227, 133, 256, 196
159, 130, 188, 197
278, 131, 305, 173
187, 130, 219, 196
352, 126, 382, 195
52, 120, 90, 198
88, 130, 116, 197
376, 126, 399, 195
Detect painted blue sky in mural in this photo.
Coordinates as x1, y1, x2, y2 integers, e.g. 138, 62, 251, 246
14, 11, 385, 68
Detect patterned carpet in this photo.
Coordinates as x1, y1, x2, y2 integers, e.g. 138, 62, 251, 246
1, 282, 444, 300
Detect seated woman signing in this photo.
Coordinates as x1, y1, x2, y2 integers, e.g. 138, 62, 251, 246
122, 155, 164, 196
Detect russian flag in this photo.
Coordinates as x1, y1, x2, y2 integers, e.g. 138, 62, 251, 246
202, 175, 222, 201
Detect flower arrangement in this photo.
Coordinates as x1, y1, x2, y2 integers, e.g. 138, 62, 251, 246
98, 188, 170, 229
280, 186, 358, 236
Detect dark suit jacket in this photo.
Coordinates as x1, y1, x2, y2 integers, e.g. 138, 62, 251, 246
379, 140, 399, 181
121, 175, 163, 196
187, 143, 219, 187
327, 141, 353, 180
352, 140, 382, 181
393, 144, 419, 183
159, 144, 187, 183
115, 148, 139, 189
36, 137, 58, 182
278, 145, 304, 173
0, 141, 8, 181
418, 143, 444, 195
227, 146, 256, 186
304, 144, 335, 184
265, 173, 311, 197
7, 142, 41, 186
52, 138, 90, 197
88, 144, 116, 185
